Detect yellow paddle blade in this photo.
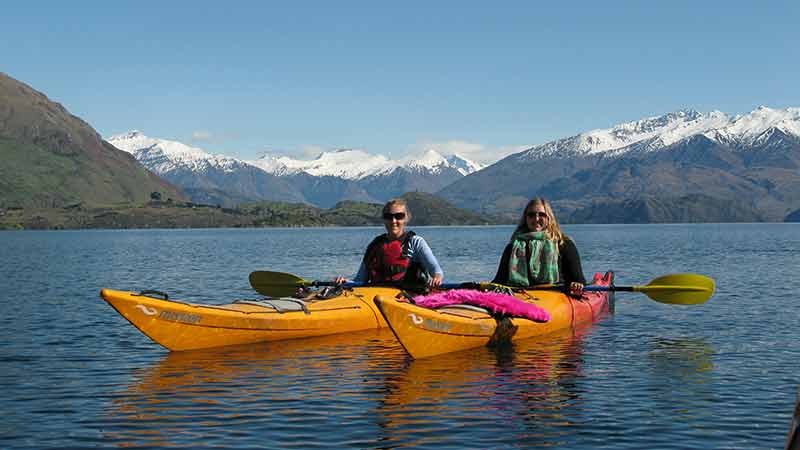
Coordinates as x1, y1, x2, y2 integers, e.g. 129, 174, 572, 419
634, 273, 715, 305
249, 271, 311, 297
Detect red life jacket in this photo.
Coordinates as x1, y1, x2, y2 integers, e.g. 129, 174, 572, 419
364, 232, 415, 283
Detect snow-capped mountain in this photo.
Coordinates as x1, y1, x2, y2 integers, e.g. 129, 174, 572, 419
110, 131, 246, 173
705, 106, 800, 147
443, 153, 485, 176
249, 148, 483, 179
439, 106, 800, 222
403, 151, 484, 176
108, 131, 484, 208
519, 106, 800, 160
107, 105, 800, 221
250, 149, 392, 179
108, 131, 305, 206
248, 148, 485, 205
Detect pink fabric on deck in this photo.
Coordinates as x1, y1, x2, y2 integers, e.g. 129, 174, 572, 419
413, 289, 551, 323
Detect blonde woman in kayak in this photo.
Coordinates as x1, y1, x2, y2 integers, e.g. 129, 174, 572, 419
335, 199, 444, 289
492, 197, 585, 297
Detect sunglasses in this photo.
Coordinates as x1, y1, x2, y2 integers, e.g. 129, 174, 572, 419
526, 211, 548, 219
382, 212, 407, 221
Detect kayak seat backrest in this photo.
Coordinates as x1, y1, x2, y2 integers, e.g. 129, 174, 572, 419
234, 298, 310, 314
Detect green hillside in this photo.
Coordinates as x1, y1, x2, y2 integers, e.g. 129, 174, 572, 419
400, 191, 494, 225
0, 73, 184, 208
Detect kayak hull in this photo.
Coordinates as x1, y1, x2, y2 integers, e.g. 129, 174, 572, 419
100, 287, 399, 351
374, 272, 615, 359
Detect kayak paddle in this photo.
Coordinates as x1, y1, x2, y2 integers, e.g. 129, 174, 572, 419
249, 271, 341, 297
250, 271, 715, 305
582, 273, 715, 305
248, 270, 466, 297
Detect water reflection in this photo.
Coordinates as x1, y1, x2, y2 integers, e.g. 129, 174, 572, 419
106, 329, 406, 448
376, 326, 597, 448
648, 337, 715, 377
644, 337, 716, 425
105, 323, 605, 448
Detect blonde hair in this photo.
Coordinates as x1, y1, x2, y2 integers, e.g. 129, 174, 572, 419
382, 198, 412, 222
515, 197, 566, 244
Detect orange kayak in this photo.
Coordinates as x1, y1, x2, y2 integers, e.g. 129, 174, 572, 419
99, 286, 402, 351
374, 272, 615, 359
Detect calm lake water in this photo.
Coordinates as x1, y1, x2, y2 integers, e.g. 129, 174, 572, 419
1, 224, 799, 449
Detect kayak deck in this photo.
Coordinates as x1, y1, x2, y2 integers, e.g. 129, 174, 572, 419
374, 272, 615, 359
100, 286, 401, 351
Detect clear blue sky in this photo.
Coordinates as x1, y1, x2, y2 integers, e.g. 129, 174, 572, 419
2, 1, 799, 163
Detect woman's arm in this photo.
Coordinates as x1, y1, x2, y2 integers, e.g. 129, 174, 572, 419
492, 244, 513, 284
409, 235, 444, 277
560, 239, 586, 285
353, 261, 369, 283
337, 248, 371, 284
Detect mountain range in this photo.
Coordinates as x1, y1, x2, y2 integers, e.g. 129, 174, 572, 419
108, 131, 484, 208
438, 107, 800, 222
108, 106, 800, 222
3, 70, 800, 224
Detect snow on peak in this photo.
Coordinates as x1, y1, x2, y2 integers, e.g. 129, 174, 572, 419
109, 130, 485, 182
402, 149, 448, 170
706, 106, 800, 144
397, 149, 480, 176
520, 110, 707, 159
251, 148, 483, 179
445, 154, 485, 175
400, 151, 485, 175
303, 149, 392, 178
248, 153, 299, 176
520, 106, 800, 160
108, 131, 244, 174
250, 149, 393, 179
572, 109, 730, 154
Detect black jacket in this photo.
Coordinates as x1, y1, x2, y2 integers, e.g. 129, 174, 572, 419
492, 238, 586, 288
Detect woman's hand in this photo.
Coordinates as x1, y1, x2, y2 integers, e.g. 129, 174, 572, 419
429, 274, 443, 288
334, 276, 348, 285
569, 282, 584, 297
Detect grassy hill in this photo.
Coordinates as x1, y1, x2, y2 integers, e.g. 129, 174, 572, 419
0, 73, 184, 208
399, 192, 497, 225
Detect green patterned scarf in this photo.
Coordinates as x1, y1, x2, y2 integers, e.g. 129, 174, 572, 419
507, 231, 560, 287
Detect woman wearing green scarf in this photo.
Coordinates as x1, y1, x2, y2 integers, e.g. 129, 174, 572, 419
492, 197, 585, 297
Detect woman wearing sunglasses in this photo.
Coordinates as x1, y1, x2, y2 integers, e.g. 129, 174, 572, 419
335, 198, 444, 289
492, 197, 585, 297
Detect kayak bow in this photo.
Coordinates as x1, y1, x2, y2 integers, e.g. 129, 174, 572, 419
99, 286, 402, 351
